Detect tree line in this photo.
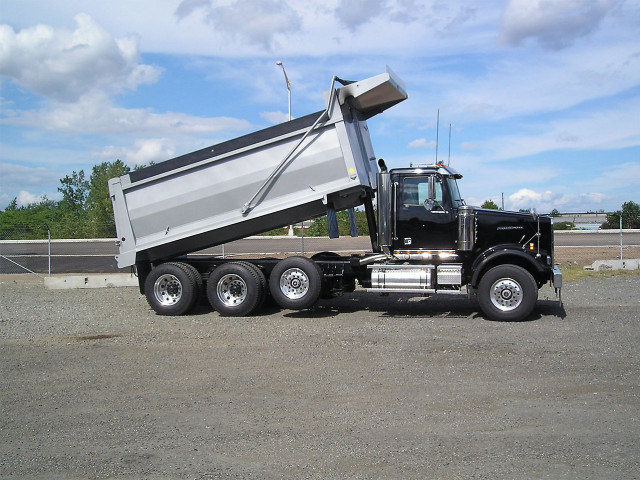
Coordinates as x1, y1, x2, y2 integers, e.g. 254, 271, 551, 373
1, 160, 130, 239
480, 199, 640, 230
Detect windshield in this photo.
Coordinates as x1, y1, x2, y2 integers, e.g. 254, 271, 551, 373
446, 177, 465, 207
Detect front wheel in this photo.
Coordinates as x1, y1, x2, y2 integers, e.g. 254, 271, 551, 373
477, 265, 538, 322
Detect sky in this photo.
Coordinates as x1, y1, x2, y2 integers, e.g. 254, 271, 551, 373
1, 0, 639, 213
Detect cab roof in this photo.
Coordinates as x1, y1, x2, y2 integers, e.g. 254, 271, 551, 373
389, 163, 462, 179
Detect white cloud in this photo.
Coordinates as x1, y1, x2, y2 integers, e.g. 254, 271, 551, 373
501, 0, 623, 50
260, 111, 289, 125
3, 0, 633, 60
0, 161, 61, 186
175, 0, 303, 50
16, 190, 49, 206
162, 0, 499, 57
508, 188, 554, 208
334, 0, 386, 30
1, 92, 251, 137
487, 96, 640, 161
445, 41, 640, 122
408, 138, 436, 148
460, 142, 482, 151
0, 13, 161, 102
584, 161, 640, 190
507, 188, 606, 212
1, 188, 61, 207
97, 139, 176, 167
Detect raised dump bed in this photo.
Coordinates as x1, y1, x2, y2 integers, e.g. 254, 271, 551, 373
109, 70, 407, 268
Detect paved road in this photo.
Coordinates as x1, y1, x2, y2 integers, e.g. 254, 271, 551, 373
2, 231, 639, 274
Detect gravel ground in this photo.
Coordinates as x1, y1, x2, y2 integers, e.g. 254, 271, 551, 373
1, 265, 639, 479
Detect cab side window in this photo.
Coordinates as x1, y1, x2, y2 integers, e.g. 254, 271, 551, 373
402, 176, 442, 206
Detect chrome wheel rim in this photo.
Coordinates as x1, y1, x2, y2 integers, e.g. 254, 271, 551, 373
217, 273, 247, 306
154, 274, 182, 306
489, 278, 523, 312
278, 268, 310, 299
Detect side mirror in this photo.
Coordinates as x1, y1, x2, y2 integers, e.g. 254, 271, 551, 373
423, 176, 437, 212
423, 198, 434, 212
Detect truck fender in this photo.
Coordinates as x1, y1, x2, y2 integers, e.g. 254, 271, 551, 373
470, 246, 546, 287
135, 261, 152, 295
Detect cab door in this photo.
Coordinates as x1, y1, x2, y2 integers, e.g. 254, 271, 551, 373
394, 173, 457, 250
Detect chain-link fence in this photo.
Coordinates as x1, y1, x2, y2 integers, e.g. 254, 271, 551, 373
0, 221, 120, 276
0, 223, 372, 276
0, 230, 50, 277
4, 222, 640, 277
0, 231, 111, 277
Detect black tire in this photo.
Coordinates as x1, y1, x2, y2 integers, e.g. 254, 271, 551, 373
269, 256, 323, 310
207, 262, 264, 316
179, 262, 205, 306
310, 251, 341, 261
144, 262, 200, 316
179, 262, 203, 297
477, 264, 538, 322
235, 261, 268, 308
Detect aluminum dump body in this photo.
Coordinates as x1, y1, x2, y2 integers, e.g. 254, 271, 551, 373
109, 70, 407, 268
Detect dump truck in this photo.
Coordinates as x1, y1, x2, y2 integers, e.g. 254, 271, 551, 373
109, 69, 562, 321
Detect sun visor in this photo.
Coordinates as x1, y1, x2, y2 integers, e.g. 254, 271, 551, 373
335, 67, 408, 119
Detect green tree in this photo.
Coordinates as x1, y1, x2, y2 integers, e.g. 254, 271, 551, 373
2, 160, 134, 240
4, 197, 18, 211
553, 221, 574, 231
58, 170, 89, 214
57, 170, 94, 237
86, 160, 130, 237
549, 208, 561, 217
0, 196, 62, 239
481, 199, 499, 210
602, 201, 640, 229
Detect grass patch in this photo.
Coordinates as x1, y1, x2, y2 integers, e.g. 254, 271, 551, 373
560, 264, 640, 283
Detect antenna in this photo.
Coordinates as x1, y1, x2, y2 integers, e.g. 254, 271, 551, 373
435, 109, 440, 164
448, 123, 452, 166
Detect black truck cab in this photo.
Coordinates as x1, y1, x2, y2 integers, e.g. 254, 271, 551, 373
394, 165, 463, 251
369, 162, 561, 321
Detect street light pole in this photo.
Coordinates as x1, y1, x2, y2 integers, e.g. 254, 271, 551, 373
275, 61, 291, 121
276, 61, 294, 236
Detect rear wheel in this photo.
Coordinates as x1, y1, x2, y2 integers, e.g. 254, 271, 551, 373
269, 256, 323, 310
207, 262, 264, 316
179, 262, 203, 300
477, 265, 538, 321
144, 262, 200, 316
234, 261, 268, 308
